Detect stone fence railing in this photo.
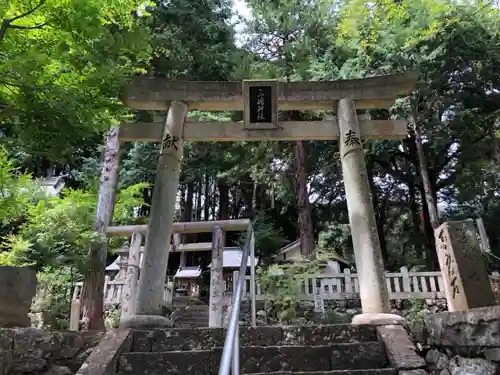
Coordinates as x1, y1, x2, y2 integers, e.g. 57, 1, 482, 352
72, 277, 174, 306
236, 267, 500, 301
72, 267, 500, 306
69, 267, 500, 330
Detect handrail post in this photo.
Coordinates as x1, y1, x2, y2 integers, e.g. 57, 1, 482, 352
250, 230, 257, 327
231, 270, 241, 375
218, 224, 253, 375
231, 316, 240, 375
210, 226, 224, 327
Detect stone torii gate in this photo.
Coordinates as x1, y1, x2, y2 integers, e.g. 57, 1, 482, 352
119, 72, 416, 326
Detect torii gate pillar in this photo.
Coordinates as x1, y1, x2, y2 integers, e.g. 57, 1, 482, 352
134, 100, 188, 321
338, 99, 401, 324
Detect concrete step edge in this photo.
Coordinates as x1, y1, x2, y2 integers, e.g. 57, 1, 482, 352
125, 341, 383, 354
175, 314, 209, 317
174, 321, 208, 323
133, 323, 376, 329
174, 320, 208, 323
248, 370, 397, 375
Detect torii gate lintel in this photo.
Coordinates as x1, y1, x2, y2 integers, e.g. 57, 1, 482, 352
123, 72, 416, 111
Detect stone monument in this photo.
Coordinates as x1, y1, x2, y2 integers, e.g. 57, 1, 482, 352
0, 266, 36, 327
435, 220, 496, 312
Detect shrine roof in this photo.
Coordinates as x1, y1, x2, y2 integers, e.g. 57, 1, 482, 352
174, 266, 202, 278
208, 248, 259, 269
106, 257, 120, 271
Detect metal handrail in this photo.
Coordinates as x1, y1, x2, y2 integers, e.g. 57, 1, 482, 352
218, 223, 253, 375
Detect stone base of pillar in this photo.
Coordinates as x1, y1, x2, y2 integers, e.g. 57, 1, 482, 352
120, 315, 174, 329
351, 313, 405, 326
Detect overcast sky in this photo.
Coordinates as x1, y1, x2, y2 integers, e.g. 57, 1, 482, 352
232, 0, 252, 19
231, 0, 251, 46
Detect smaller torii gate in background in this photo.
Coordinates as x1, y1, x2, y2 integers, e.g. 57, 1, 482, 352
112, 72, 416, 327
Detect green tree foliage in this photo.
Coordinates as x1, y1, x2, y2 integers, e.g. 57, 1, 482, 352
0, 148, 148, 327
0, 147, 43, 232
149, 0, 236, 80
119, 0, 242, 221
0, 0, 152, 169
1, 181, 148, 272
333, 0, 500, 267
31, 267, 77, 330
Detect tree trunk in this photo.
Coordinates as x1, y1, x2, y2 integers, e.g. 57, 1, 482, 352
490, 121, 500, 163
252, 181, 257, 211
211, 187, 217, 219
184, 183, 194, 222
408, 180, 424, 260
195, 182, 203, 241
140, 187, 151, 216
179, 184, 186, 218
376, 200, 388, 264
218, 181, 229, 220
80, 126, 121, 330
404, 134, 425, 261
286, 109, 315, 259
181, 182, 196, 243
231, 187, 241, 219
204, 173, 210, 220
418, 183, 438, 269
293, 139, 314, 259
255, 184, 265, 211
413, 121, 439, 230
183, 182, 194, 243
241, 174, 254, 217
414, 125, 440, 269
196, 182, 202, 220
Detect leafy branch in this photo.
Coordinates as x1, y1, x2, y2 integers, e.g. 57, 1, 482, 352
0, 0, 46, 42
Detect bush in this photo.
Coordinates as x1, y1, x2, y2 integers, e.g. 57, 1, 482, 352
406, 298, 427, 323
258, 261, 320, 324
0, 150, 149, 329
31, 267, 77, 330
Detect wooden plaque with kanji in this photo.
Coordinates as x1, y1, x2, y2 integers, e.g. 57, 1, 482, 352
243, 80, 278, 129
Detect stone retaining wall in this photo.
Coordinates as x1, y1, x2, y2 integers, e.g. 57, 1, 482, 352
0, 328, 103, 375
416, 306, 500, 375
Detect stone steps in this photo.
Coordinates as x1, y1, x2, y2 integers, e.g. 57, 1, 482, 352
173, 316, 208, 328
119, 343, 388, 374
175, 322, 208, 328
175, 311, 209, 318
116, 325, 394, 375
174, 303, 208, 309
172, 305, 209, 328
175, 316, 208, 321
250, 371, 397, 375
174, 319, 207, 323
171, 296, 207, 307
131, 325, 379, 351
